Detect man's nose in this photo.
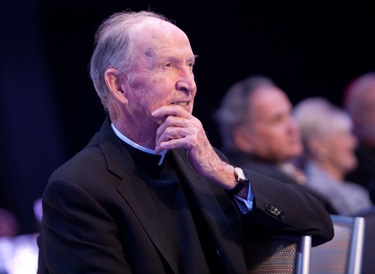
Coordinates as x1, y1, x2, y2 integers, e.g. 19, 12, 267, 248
176, 69, 196, 93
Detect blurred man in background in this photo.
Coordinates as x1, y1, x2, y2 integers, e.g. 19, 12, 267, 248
216, 75, 336, 214
343, 72, 375, 203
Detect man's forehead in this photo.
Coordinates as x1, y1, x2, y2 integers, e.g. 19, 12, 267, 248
248, 89, 291, 118
131, 17, 180, 36
130, 23, 193, 59
250, 87, 288, 107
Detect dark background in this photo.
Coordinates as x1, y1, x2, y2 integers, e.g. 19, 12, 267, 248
1, 0, 374, 234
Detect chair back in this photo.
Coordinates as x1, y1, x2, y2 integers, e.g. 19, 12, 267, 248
356, 207, 375, 274
310, 215, 365, 274
244, 235, 312, 274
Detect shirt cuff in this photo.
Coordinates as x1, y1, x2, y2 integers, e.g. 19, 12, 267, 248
233, 182, 254, 214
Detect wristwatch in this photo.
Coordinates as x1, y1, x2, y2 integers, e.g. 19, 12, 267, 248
226, 166, 249, 195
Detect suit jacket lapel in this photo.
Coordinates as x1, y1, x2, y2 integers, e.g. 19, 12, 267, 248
96, 119, 179, 273
170, 149, 240, 228
170, 149, 248, 274
117, 174, 179, 273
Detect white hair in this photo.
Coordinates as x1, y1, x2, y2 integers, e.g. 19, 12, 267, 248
294, 97, 353, 142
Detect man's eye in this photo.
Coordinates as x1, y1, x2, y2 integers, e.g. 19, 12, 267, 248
188, 62, 194, 68
164, 62, 172, 68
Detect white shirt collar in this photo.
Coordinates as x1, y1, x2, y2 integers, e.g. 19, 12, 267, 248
111, 123, 167, 165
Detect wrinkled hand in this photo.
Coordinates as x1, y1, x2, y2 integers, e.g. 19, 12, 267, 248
152, 105, 238, 192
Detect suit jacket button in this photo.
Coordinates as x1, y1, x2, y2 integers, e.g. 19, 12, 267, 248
265, 203, 275, 213
265, 203, 285, 220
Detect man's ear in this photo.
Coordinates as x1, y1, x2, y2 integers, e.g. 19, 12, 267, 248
104, 68, 128, 104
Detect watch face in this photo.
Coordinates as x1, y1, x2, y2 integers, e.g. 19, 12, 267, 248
228, 167, 249, 195
235, 167, 247, 181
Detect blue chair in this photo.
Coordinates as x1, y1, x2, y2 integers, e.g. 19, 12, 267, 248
245, 235, 312, 274
310, 215, 365, 274
356, 207, 375, 274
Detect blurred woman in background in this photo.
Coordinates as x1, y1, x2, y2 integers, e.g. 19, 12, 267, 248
293, 97, 373, 216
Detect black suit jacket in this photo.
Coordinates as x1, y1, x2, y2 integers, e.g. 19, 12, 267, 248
37, 118, 333, 273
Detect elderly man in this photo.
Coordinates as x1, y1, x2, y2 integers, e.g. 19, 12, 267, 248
37, 11, 333, 273
344, 72, 375, 203
215, 76, 336, 214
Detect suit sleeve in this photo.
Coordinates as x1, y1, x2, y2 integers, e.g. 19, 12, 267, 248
242, 168, 334, 246
214, 148, 333, 247
37, 178, 131, 274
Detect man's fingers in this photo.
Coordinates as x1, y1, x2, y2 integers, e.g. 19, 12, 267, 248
152, 105, 190, 118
